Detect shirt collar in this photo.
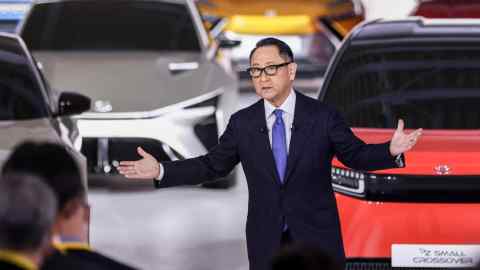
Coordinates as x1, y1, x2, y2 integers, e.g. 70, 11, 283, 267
53, 242, 92, 254
52, 235, 91, 254
264, 89, 296, 119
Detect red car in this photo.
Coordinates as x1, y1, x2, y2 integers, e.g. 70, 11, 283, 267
412, 0, 480, 18
318, 18, 480, 269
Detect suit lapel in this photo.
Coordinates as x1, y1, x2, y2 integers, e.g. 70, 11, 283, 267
249, 100, 282, 185
284, 92, 315, 184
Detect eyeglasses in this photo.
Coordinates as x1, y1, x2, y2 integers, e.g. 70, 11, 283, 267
246, 62, 292, 78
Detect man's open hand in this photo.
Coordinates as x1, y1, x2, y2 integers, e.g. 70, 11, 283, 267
117, 147, 160, 179
389, 119, 423, 156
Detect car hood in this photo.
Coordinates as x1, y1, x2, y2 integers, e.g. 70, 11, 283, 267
0, 119, 62, 166
32, 52, 221, 114
333, 128, 480, 175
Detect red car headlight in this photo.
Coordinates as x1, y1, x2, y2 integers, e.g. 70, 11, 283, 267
331, 166, 480, 203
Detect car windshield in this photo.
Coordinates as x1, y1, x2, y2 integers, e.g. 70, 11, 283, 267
0, 37, 48, 120
21, 1, 201, 51
321, 43, 480, 129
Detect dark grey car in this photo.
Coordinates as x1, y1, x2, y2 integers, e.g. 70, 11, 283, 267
0, 32, 90, 185
18, 0, 239, 187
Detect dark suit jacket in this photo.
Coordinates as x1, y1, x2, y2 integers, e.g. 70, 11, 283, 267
41, 245, 136, 270
0, 260, 31, 270
158, 92, 402, 270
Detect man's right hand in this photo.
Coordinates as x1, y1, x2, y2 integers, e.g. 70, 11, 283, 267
117, 147, 160, 179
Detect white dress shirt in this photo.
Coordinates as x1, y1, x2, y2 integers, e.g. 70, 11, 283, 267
264, 89, 296, 153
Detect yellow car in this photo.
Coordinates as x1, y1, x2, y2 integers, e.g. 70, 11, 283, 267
198, 0, 364, 83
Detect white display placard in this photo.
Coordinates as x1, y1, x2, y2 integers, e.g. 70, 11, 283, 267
392, 244, 480, 268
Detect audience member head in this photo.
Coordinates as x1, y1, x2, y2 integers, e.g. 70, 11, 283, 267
271, 243, 341, 270
2, 141, 89, 242
0, 174, 57, 266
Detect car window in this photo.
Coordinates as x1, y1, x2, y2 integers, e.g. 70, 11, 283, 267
21, 1, 201, 52
0, 37, 48, 120
321, 44, 480, 130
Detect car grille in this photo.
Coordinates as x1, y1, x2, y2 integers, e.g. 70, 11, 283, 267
82, 138, 181, 174
347, 259, 391, 270
346, 259, 455, 270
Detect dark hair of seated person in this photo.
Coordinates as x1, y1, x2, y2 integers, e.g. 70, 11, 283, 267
271, 243, 341, 270
2, 142, 136, 270
1, 141, 86, 211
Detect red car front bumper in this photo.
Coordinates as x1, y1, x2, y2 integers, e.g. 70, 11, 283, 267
337, 193, 480, 258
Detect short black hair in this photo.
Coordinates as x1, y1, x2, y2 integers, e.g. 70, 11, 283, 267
2, 141, 85, 212
249, 37, 295, 63
0, 174, 57, 251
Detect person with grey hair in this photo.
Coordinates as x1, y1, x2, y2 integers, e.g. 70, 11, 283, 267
0, 174, 57, 270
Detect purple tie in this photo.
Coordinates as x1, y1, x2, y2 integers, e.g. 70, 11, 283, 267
272, 109, 287, 184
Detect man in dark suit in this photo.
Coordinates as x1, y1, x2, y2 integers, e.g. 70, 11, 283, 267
118, 38, 422, 270
0, 174, 57, 270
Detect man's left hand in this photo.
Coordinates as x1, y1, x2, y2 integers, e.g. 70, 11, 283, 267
389, 119, 423, 156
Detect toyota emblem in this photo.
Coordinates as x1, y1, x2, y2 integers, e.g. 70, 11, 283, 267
94, 100, 112, 113
434, 165, 450, 175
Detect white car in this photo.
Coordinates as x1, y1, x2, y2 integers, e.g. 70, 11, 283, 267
18, 0, 240, 187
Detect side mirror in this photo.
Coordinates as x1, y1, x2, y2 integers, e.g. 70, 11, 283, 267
218, 37, 241, 49
56, 92, 91, 116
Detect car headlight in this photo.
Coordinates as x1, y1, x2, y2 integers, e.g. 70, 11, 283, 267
331, 166, 366, 197
331, 166, 480, 202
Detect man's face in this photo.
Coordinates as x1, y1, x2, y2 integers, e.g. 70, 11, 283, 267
250, 46, 297, 106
